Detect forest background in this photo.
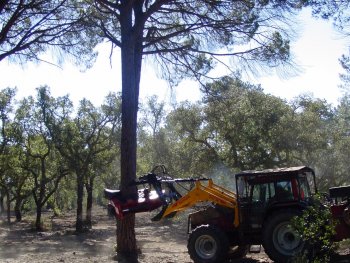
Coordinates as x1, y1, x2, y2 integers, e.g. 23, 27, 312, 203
1, 76, 350, 231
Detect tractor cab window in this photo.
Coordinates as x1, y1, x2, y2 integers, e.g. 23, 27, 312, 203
237, 176, 248, 198
237, 176, 249, 200
251, 183, 275, 204
274, 181, 294, 201
298, 175, 312, 199
252, 183, 267, 203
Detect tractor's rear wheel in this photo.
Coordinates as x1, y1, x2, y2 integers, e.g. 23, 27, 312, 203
188, 225, 229, 263
262, 210, 303, 263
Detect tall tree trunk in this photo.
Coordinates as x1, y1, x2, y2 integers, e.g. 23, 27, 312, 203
35, 205, 42, 231
85, 177, 94, 229
76, 174, 84, 232
0, 192, 4, 215
116, 2, 142, 262
35, 158, 46, 231
14, 199, 22, 222
6, 190, 10, 224
117, 51, 139, 260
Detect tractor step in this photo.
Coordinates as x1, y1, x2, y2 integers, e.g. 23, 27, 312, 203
249, 245, 262, 253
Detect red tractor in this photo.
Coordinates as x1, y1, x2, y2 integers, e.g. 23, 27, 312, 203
105, 165, 350, 263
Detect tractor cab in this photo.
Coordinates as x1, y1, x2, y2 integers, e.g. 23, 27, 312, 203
234, 166, 317, 241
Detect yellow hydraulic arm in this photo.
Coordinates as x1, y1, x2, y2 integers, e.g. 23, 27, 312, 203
161, 179, 239, 227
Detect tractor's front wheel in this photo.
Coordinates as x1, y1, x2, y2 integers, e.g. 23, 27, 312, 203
263, 210, 303, 263
188, 225, 229, 263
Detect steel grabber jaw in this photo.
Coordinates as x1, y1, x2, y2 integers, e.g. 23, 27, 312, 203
104, 165, 209, 220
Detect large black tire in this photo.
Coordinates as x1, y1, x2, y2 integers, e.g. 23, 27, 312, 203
262, 210, 303, 263
187, 225, 229, 263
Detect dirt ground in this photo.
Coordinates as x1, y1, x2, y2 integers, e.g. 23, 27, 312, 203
0, 207, 348, 263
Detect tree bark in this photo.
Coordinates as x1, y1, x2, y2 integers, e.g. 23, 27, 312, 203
14, 199, 22, 222
6, 190, 10, 224
117, 42, 139, 262
35, 205, 42, 231
85, 177, 94, 229
116, 215, 137, 262
0, 191, 4, 215
116, 2, 143, 261
34, 158, 46, 231
76, 174, 84, 232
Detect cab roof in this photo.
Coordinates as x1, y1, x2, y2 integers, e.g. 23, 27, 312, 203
235, 166, 315, 177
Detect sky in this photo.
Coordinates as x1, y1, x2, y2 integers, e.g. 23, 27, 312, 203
0, 8, 349, 108
256, 9, 349, 105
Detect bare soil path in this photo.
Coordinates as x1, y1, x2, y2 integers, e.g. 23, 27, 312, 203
0, 207, 348, 263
